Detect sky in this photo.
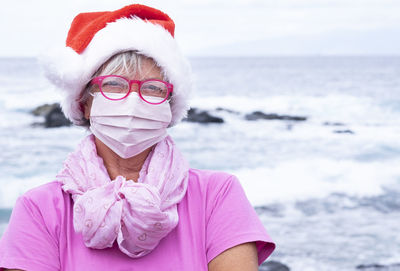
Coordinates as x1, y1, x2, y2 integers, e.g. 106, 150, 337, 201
1, 0, 400, 57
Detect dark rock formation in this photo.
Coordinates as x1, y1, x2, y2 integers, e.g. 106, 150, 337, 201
323, 121, 345, 126
259, 261, 290, 271
216, 107, 240, 114
31, 103, 58, 117
45, 104, 72, 128
31, 103, 71, 128
333, 129, 354, 134
245, 111, 307, 121
356, 263, 400, 270
184, 108, 224, 124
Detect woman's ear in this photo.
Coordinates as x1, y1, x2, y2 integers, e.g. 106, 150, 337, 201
83, 99, 92, 120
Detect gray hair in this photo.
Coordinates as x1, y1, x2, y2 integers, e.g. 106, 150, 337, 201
78, 51, 165, 127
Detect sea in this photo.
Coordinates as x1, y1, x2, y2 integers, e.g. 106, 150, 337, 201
0, 56, 399, 270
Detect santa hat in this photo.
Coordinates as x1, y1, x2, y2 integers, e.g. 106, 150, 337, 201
42, 4, 192, 127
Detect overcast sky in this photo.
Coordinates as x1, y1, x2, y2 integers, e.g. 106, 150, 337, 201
1, 0, 400, 57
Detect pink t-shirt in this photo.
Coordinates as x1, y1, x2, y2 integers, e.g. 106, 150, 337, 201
0, 169, 275, 270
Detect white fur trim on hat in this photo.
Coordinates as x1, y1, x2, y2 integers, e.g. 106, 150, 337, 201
41, 17, 192, 127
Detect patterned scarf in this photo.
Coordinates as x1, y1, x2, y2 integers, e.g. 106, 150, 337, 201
56, 134, 189, 258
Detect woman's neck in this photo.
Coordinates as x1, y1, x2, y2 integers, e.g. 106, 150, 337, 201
94, 137, 153, 182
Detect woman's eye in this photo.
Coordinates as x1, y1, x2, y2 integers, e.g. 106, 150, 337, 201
104, 81, 123, 87
145, 85, 162, 92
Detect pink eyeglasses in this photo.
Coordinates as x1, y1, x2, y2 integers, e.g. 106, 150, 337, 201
90, 75, 173, 105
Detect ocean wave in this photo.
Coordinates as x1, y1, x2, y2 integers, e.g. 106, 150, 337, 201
232, 159, 400, 206
191, 94, 400, 126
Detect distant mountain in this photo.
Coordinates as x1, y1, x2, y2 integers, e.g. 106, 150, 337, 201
194, 28, 400, 56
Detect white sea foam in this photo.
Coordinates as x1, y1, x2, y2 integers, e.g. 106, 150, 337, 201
232, 158, 400, 206
1, 84, 62, 110
0, 175, 56, 208
191, 94, 400, 126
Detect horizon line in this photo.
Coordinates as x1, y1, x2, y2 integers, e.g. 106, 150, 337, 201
0, 54, 399, 60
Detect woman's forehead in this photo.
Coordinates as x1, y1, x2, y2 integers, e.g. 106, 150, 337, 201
101, 57, 163, 80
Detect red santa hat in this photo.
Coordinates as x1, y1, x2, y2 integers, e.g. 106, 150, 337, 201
42, 4, 192, 127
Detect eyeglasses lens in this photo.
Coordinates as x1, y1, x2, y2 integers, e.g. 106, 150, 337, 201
101, 77, 129, 98
140, 81, 168, 102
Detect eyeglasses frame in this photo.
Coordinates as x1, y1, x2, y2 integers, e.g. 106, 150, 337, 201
90, 75, 174, 105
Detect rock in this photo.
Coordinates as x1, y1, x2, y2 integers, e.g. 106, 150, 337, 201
184, 108, 224, 124
323, 121, 345, 126
31, 103, 58, 117
245, 111, 307, 121
356, 263, 400, 270
259, 261, 290, 271
215, 107, 240, 114
31, 103, 71, 128
44, 104, 72, 128
333, 129, 354, 134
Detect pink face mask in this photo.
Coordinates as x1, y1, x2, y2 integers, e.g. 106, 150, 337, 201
89, 92, 172, 158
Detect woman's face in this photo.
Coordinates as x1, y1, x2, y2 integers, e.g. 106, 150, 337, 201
83, 57, 164, 120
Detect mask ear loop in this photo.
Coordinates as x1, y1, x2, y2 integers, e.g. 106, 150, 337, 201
166, 92, 172, 102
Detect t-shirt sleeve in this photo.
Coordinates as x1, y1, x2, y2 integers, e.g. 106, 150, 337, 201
205, 174, 275, 265
0, 194, 60, 271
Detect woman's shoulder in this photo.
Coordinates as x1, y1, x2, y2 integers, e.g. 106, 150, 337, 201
19, 181, 69, 212
188, 168, 238, 187
187, 168, 243, 200
22, 181, 64, 199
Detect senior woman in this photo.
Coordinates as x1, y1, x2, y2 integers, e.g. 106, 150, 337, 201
0, 4, 275, 271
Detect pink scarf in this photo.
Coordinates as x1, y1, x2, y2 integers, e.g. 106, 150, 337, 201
56, 134, 189, 258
